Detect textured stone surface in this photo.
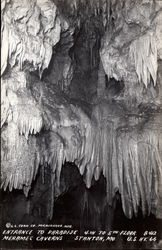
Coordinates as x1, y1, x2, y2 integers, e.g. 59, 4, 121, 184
1, 0, 61, 75
1, 0, 162, 221
100, 0, 162, 106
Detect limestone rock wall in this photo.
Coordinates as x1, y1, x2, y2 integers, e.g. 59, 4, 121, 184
100, 0, 162, 106
1, 0, 162, 220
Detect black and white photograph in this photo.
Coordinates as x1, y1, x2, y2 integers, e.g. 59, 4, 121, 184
1, 0, 162, 249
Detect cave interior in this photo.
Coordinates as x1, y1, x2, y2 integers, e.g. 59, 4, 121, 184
1, 0, 162, 249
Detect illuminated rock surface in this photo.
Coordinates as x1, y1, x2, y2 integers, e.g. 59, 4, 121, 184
1, 0, 162, 227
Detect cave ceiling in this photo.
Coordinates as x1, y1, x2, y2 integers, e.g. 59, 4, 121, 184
1, 0, 162, 220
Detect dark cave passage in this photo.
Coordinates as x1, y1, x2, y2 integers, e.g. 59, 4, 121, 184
1, 162, 162, 249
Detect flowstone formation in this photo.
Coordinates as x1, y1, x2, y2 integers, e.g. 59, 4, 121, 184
1, 0, 162, 223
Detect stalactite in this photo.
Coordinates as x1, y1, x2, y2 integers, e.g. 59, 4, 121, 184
34, 152, 40, 180
49, 173, 55, 220
1, 122, 40, 194
90, 43, 93, 69
1, 79, 10, 127
2, 80, 162, 221
130, 32, 158, 87
97, 60, 106, 97
1, 0, 162, 224
6, 87, 43, 139
1, 0, 62, 77
55, 144, 64, 188
116, 126, 162, 219
1, 22, 8, 75
41, 164, 45, 184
